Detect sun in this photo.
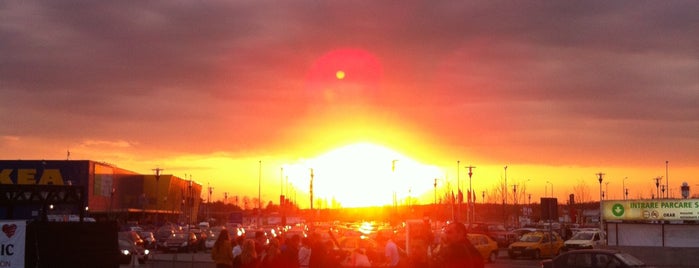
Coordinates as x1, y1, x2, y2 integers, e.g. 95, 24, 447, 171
284, 142, 443, 208
336, 70, 345, 80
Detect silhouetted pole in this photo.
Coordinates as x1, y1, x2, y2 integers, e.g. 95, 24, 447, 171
258, 160, 261, 227
466, 165, 476, 225
503, 165, 507, 227
597, 173, 605, 232
152, 167, 162, 222
457, 160, 461, 222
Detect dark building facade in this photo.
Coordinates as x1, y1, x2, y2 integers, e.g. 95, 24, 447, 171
0, 160, 202, 225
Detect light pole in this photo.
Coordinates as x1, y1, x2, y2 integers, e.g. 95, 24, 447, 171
433, 178, 438, 206
207, 184, 213, 222
655, 177, 661, 199
666, 161, 669, 198
392, 160, 398, 211
258, 160, 262, 227
622, 177, 628, 200
188, 178, 193, 230
513, 184, 518, 227
661, 185, 666, 199
153, 167, 162, 222
466, 165, 476, 225
597, 173, 605, 232
457, 160, 461, 222
503, 165, 508, 228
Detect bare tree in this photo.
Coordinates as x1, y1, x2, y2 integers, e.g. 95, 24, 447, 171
572, 179, 591, 203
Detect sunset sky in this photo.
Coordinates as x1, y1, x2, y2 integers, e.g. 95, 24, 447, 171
1, 1, 697, 208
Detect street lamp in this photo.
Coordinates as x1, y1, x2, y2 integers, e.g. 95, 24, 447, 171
153, 167, 163, 222
466, 165, 476, 225
258, 160, 262, 227
503, 165, 508, 228
655, 177, 662, 199
457, 160, 461, 222
597, 173, 605, 232
622, 177, 628, 200
433, 178, 438, 206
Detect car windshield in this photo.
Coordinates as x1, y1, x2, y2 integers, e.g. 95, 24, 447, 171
570, 232, 594, 240
615, 253, 646, 266
520, 234, 542, 242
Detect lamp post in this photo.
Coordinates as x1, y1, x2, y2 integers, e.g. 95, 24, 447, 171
666, 161, 669, 198
433, 178, 438, 206
623, 177, 628, 200
597, 173, 605, 232
655, 177, 661, 199
109, 187, 115, 220
457, 160, 461, 222
513, 184, 518, 227
466, 165, 476, 225
258, 160, 262, 227
207, 184, 213, 222
188, 179, 193, 231
392, 160, 398, 212
503, 165, 508, 228
153, 167, 163, 222
661, 185, 666, 199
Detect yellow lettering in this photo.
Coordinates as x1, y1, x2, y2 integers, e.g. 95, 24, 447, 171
38, 169, 64, 185
17, 169, 36, 185
0, 170, 12, 184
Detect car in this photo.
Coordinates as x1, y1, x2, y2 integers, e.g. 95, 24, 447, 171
155, 225, 176, 249
118, 231, 145, 248
507, 231, 563, 259
204, 229, 219, 251
468, 222, 517, 247
563, 230, 605, 251
118, 237, 150, 264
190, 228, 208, 250
541, 249, 655, 268
467, 233, 499, 263
162, 231, 199, 253
138, 231, 157, 249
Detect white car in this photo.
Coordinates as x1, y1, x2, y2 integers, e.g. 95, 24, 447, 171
563, 230, 606, 250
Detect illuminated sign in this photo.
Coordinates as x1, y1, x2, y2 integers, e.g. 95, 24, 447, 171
0, 169, 66, 185
602, 199, 699, 221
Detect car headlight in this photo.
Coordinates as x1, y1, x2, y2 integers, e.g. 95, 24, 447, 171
144, 249, 150, 255
121, 249, 131, 256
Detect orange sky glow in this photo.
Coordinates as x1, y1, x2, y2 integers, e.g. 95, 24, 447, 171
1, 1, 697, 208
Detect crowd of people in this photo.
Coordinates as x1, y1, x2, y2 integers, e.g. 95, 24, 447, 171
210, 221, 485, 268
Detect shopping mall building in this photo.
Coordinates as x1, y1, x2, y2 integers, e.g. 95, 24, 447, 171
0, 160, 202, 225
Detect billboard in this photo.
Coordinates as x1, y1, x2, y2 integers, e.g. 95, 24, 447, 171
602, 199, 699, 221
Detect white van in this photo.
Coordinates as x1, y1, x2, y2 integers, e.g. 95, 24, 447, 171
563, 230, 606, 250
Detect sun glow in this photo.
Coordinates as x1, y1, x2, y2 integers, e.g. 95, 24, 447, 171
284, 142, 443, 208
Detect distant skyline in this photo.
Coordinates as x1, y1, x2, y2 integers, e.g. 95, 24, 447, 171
1, 1, 697, 207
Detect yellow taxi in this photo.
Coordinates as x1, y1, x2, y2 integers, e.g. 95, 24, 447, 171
507, 231, 563, 259
467, 233, 499, 262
